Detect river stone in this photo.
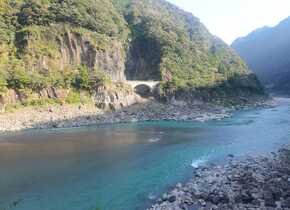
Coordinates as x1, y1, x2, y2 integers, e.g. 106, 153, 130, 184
198, 199, 206, 207
162, 193, 168, 201
219, 193, 230, 204
238, 191, 253, 204
168, 195, 177, 203
270, 186, 282, 200
282, 197, 290, 208
207, 193, 220, 204
263, 191, 276, 207
176, 183, 182, 189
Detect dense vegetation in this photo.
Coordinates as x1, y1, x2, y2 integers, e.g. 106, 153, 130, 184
120, 0, 264, 96
232, 17, 290, 95
0, 0, 126, 102
0, 0, 264, 107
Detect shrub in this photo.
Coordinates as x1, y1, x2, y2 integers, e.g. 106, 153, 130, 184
29, 72, 47, 92
0, 70, 7, 93
22, 98, 60, 107
65, 90, 81, 104
17, 0, 52, 26
7, 61, 30, 90
88, 68, 112, 91
73, 65, 90, 90
73, 65, 112, 92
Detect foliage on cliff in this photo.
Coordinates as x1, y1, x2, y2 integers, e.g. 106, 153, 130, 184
0, 0, 264, 104
120, 0, 263, 95
0, 0, 127, 97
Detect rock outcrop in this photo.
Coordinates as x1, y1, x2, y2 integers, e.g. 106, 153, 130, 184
59, 31, 126, 81
16, 25, 127, 82
94, 84, 143, 111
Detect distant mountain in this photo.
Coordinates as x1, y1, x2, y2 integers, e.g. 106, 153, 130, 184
232, 16, 290, 95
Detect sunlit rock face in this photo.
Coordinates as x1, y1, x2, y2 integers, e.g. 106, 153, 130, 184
93, 85, 143, 111
58, 31, 126, 81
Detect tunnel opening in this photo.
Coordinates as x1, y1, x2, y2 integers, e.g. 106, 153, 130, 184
134, 84, 152, 98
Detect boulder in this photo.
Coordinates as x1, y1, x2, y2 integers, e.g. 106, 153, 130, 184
168, 195, 177, 203
94, 84, 143, 111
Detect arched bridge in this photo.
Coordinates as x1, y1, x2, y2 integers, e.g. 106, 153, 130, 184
124, 81, 160, 89
124, 81, 160, 97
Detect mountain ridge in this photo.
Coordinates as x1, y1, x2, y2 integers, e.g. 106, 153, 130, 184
232, 16, 290, 95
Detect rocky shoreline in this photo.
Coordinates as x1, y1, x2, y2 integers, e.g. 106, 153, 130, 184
148, 147, 290, 210
0, 98, 271, 134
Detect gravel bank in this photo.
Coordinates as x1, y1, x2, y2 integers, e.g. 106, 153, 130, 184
148, 148, 290, 210
0, 99, 270, 133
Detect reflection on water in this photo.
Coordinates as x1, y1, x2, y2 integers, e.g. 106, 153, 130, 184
0, 99, 290, 210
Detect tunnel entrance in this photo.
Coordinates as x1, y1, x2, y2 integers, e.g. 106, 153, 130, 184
134, 84, 152, 97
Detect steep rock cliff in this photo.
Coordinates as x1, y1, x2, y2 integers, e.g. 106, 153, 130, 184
15, 25, 127, 81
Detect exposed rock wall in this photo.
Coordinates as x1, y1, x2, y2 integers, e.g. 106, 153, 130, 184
0, 88, 70, 110
17, 26, 127, 82
94, 85, 143, 111
59, 31, 126, 81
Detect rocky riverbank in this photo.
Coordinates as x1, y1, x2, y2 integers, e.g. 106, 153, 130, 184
0, 97, 271, 133
148, 147, 290, 210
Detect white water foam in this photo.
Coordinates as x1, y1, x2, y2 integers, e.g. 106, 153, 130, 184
148, 138, 160, 143
191, 158, 207, 168
148, 193, 157, 200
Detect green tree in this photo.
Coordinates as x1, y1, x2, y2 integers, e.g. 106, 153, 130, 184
29, 71, 47, 92
74, 65, 90, 90
17, 0, 52, 26
7, 61, 30, 90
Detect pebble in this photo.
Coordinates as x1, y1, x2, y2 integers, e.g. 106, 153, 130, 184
198, 199, 206, 207
168, 196, 176, 203
0, 101, 236, 133
148, 148, 290, 210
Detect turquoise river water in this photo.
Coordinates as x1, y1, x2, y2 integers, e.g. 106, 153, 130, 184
0, 98, 290, 210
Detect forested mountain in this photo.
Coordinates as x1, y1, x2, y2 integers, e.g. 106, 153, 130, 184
232, 17, 290, 95
0, 0, 264, 107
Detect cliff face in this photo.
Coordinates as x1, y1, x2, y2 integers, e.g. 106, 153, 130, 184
232, 17, 290, 95
94, 83, 143, 111
0, 0, 264, 109
15, 25, 127, 82
59, 31, 126, 81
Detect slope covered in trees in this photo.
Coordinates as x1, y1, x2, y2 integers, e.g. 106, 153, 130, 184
0, 0, 264, 107
232, 17, 290, 95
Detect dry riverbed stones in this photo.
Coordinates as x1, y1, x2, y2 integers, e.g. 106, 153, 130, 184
149, 148, 290, 210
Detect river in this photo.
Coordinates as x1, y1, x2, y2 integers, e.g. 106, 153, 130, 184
0, 98, 289, 210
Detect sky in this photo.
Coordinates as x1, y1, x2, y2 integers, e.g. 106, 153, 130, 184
167, 0, 290, 44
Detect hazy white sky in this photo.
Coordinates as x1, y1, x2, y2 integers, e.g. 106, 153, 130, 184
167, 0, 290, 44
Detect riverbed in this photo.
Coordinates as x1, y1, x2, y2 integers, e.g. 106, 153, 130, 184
0, 98, 289, 210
